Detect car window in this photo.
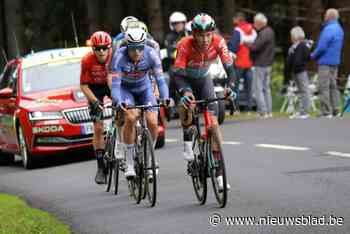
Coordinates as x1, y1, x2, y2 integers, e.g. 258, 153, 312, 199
0, 64, 17, 91
21, 60, 81, 94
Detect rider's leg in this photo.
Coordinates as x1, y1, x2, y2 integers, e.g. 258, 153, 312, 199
120, 87, 138, 178
146, 111, 159, 143
178, 105, 194, 161
93, 120, 107, 184
174, 75, 195, 161
123, 109, 138, 178
88, 85, 108, 184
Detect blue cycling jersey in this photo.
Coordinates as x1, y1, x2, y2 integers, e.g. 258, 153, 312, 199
111, 45, 169, 105
113, 32, 125, 43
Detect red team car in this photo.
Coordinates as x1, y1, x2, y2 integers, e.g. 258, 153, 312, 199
0, 47, 166, 169
0, 47, 113, 169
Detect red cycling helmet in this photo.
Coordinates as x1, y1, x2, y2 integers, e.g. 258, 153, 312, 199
90, 31, 112, 47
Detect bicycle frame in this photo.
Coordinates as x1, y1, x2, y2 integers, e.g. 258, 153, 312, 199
192, 98, 225, 170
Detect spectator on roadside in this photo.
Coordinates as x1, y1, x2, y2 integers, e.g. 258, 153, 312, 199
228, 12, 257, 115
285, 26, 312, 119
165, 12, 188, 65
311, 8, 344, 118
165, 12, 188, 116
248, 13, 275, 118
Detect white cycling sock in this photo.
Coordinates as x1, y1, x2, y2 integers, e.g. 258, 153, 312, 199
125, 144, 135, 167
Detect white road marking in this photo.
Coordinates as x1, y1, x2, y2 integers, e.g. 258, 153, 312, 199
165, 138, 179, 143
222, 141, 242, 145
326, 151, 350, 158
255, 144, 310, 151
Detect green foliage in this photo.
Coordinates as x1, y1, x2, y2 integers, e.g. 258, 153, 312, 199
271, 55, 285, 112
0, 193, 71, 234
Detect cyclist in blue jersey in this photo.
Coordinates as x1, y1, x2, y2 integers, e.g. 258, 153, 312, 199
112, 16, 138, 49
111, 28, 169, 178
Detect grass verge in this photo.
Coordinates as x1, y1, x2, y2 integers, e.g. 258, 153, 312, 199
0, 193, 71, 234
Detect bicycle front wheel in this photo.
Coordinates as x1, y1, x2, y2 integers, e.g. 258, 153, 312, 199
208, 128, 228, 208
105, 128, 117, 193
191, 126, 207, 205
143, 129, 157, 207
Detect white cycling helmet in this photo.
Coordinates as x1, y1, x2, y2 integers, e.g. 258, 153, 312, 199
120, 16, 138, 32
127, 20, 149, 33
125, 28, 146, 45
169, 12, 187, 30
185, 21, 192, 33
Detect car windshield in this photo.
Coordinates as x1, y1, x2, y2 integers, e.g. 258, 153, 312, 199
22, 60, 81, 94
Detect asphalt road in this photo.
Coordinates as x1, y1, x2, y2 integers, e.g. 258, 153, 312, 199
1, 117, 350, 234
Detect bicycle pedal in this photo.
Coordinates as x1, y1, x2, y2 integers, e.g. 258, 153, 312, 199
187, 161, 197, 176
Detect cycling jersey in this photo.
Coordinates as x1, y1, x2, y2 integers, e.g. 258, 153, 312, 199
80, 51, 112, 85
111, 45, 169, 106
174, 34, 233, 79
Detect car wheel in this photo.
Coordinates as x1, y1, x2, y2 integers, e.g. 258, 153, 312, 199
18, 126, 35, 169
216, 91, 226, 125
155, 135, 165, 149
0, 151, 14, 165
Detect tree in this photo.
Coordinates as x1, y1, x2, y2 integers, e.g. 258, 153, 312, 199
4, 0, 24, 59
0, 0, 6, 67
331, 0, 350, 76
146, 0, 164, 42
85, 0, 100, 35
288, 0, 299, 26
222, 0, 236, 34
302, 1, 324, 39
105, 0, 123, 35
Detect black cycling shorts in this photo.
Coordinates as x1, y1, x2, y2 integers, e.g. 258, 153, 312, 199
174, 76, 218, 115
88, 84, 111, 122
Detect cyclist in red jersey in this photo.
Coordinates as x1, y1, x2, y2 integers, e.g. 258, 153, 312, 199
173, 13, 237, 191
80, 31, 112, 185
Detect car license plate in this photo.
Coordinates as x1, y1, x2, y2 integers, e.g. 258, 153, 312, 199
81, 119, 112, 135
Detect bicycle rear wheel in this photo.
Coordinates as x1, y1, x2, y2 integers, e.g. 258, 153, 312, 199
105, 128, 116, 193
113, 128, 122, 195
106, 161, 114, 192
191, 126, 207, 205
143, 129, 157, 207
114, 159, 120, 195
208, 128, 228, 208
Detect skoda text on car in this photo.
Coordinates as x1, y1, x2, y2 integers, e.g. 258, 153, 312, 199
0, 47, 113, 169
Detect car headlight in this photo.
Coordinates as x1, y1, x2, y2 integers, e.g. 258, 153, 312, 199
29, 111, 63, 121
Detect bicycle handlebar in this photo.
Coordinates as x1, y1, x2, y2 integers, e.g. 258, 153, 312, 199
191, 96, 229, 105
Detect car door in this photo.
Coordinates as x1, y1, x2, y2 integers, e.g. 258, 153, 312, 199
0, 63, 19, 152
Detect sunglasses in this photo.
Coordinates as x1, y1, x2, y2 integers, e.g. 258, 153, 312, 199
127, 44, 145, 51
93, 46, 110, 52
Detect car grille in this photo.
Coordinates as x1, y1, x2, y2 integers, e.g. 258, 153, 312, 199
63, 107, 112, 124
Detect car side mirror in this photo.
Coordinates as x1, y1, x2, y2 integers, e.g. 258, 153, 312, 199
0, 87, 14, 98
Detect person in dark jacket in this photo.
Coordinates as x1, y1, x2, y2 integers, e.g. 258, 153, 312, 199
311, 8, 344, 118
164, 12, 188, 65
164, 12, 188, 117
228, 12, 257, 114
286, 26, 312, 119
248, 13, 275, 118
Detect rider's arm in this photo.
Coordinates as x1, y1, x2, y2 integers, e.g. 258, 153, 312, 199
110, 52, 123, 105
150, 50, 169, 99
172, 41, 192, 94
218, 38, 237, 88
80, 59, 98, 103
172, 41, 189, 78
223, 63, 237, 89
